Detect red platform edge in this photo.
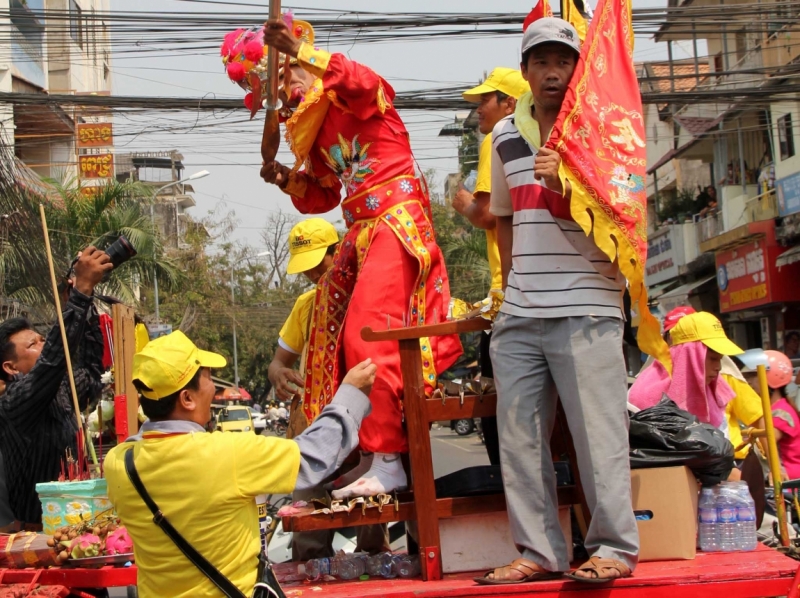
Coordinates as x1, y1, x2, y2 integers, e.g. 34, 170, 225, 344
0, 546, 796, 597
280, 546, 799, 598
0, 565, 136, 588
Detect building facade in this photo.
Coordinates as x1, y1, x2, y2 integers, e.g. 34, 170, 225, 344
115, 150, 205, 252
643, 0, 800, 354
0, 0, 112, 180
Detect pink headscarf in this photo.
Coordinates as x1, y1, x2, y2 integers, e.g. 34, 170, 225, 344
629, 341, 735, 427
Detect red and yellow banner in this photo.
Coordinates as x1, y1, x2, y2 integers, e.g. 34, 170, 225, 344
76, 123, 113, 148
79, 154, 114, 179
547, 0, 670, 370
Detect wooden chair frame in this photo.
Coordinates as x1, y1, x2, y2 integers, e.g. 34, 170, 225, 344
282, 318, 590, 581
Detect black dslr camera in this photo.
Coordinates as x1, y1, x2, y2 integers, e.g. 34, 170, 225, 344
101, 235, 137, 270
61, 234, 138, 293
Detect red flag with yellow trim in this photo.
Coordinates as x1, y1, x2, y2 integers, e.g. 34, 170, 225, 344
546, 0, 671, 371
524, 0, 554, 31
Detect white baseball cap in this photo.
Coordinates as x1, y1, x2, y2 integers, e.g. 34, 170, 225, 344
522, 17, 581, 57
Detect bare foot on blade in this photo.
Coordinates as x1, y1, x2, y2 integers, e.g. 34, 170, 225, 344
328, 452, 374, 490
331, 453, 407, 499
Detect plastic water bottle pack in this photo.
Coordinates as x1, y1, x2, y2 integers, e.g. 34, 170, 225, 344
730, 481, 758, 551
697, 482, 758, 552
698, 486, 720, 552
307, 552, 421, 581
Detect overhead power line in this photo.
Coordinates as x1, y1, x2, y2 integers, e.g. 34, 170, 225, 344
3, 75, 800, 113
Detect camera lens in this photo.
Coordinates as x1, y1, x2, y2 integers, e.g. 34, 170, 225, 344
104, 235, 137, 269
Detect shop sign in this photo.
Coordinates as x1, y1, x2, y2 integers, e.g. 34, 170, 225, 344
777, 170, 800, 217
76, 123, 113, 148
646, 226, 680, 286
716, 241, 770, 312
79, 154, 114, 179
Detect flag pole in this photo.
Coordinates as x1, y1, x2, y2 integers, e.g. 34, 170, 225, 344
39, 204, 99, 471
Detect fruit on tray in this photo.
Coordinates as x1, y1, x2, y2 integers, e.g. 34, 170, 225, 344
105, 527, 133, 556
48, 513, 133, 565
68, 534, 102, 560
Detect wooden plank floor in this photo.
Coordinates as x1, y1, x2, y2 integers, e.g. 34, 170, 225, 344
282, 545, 798, 598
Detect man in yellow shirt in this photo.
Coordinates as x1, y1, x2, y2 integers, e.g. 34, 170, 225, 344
105, 331, 375, 597
452, 68, 528, 464
268, 218, 338, 413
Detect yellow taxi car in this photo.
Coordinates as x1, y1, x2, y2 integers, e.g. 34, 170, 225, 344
215, 405, 255, 433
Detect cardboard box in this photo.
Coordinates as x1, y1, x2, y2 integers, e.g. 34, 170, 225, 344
439, 507, 572, 574
631, 466, 699, 561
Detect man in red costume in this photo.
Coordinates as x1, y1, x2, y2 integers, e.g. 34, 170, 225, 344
250, 19, 461, 498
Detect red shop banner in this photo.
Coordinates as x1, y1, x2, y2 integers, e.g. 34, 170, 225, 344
716, 238, 800, 312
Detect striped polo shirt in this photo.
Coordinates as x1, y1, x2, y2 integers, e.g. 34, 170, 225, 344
489, 114, 624, 319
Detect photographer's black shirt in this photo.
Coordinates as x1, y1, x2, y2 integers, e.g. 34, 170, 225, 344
0, 289, 104, 524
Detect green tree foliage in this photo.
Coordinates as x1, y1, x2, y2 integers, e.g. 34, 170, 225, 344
425, 172, 488, 377
656, 187, 699, 223
152, 209, 308, 400
459, 129, 480, 178
426, 170, 491, 304
0, 147, 178, 320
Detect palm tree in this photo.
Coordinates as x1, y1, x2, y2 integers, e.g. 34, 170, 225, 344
438, 226, 491, 303
0, 146, 179, 316
429, 201, 491, 303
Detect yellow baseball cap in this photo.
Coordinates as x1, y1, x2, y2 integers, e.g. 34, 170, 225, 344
670, 312, 744, 356
286, 218, 339, 275
132, 331, 226, 400
463, 68, 530, 102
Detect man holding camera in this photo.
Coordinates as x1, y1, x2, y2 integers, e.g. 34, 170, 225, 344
0, 247, 111, 528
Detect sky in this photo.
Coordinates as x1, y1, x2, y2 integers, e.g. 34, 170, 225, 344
111, 0, 700, 251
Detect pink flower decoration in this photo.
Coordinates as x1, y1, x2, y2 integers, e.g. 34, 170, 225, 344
227, 61, 246, 81
221, 28, 245, 57
243, 40, 264, 62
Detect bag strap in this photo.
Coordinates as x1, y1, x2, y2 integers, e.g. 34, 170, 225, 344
124, 449, 247, 598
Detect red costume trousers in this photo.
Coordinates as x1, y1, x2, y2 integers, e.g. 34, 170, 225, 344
343, 225, 417, 454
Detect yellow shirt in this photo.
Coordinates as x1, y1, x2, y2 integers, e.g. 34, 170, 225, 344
723, 373, 764, 459
105, 431, 300, 598
278, 290, 316, 354
475, 134, 503, 291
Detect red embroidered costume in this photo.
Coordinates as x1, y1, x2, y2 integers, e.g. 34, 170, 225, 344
279, 44, 462, 454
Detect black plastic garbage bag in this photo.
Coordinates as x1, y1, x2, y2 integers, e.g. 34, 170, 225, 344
629, 397, 734, 486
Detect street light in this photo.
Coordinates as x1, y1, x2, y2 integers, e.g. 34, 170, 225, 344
150, 170, 210, 322
231, 251, 270, 388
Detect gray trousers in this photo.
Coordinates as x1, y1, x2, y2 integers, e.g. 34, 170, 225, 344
490, 314, 639, 572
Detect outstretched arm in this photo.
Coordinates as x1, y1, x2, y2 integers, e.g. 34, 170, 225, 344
291, 359, 376, 490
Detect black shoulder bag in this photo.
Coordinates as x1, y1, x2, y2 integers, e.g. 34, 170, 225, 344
124, 449, 286, 598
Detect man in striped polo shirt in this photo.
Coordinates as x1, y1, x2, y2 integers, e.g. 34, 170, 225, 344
480, 18, 638, 584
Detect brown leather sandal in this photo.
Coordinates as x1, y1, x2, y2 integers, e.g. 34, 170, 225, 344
565, 556, 632, 584
474, 558, 563, 585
